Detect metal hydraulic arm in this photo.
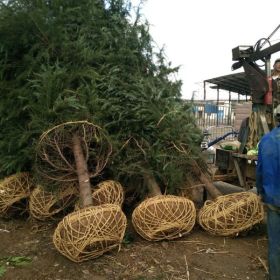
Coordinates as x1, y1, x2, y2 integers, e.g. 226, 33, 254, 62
231, 25, 280, 106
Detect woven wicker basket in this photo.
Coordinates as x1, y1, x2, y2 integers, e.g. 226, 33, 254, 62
132, 195, 196, 241
29, 184, 78, 220
198, 192, 264, 236
0, 173, 33, 216
53, 204, 127, 262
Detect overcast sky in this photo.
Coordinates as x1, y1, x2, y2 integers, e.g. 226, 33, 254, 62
135, 0, 280, 100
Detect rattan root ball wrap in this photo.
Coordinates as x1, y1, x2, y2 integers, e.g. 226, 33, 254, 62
75, 180, 124, 210
198, 192, 264, 236
53, 204, 127, 262
0, 173, 33, 216
92, 180, 124, 206
132, 195, 196, 241
29, 184, 78, 221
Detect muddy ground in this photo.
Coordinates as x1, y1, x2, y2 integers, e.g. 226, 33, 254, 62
0, 216, 268, 280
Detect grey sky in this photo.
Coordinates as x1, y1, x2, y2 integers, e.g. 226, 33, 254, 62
137, 0, 280, 100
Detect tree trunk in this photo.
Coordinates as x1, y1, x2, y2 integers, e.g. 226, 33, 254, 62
199, 172, 222, 199
72, 134, 93, 207
143, 173, 162, 196
213, 181, 245, 195
192, 161, 222, 199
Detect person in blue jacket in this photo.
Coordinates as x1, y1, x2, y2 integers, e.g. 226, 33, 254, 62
256, 105, 280, 280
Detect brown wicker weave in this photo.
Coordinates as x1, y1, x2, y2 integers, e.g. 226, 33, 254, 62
132, 195, 196, 241
0, 173, 33, 216
75, 180, 124, 210
36, 121, 112, 185
53, 204, 127, 262
92, 180, 124, 206
29, 184, 78, 221
198, 192, 264, 236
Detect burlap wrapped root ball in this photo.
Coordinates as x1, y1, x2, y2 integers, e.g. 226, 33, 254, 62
132, 195, 196, 241
53, 204, 127, 262
198, 192, 264, 236
0, 172, 33, 216
29, 184, 78, 221
75, 180, 124, 210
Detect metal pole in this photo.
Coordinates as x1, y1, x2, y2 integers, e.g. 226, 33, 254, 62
260, 24, 280, 49
265, 57, 274, 125
203, 81, 206, 101
217, 87, 220, 126
228, 91, 231, 125
265, 58, 271, 76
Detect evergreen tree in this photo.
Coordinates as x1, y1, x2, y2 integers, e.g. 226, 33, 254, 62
0, 0, 203, 198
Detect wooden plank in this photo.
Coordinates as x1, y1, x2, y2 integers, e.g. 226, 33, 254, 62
260, 113, 269, 134
232, 153, 257, 161
238, 125, 249, 153
233, 158, 245, 187
212, 173, 237, 182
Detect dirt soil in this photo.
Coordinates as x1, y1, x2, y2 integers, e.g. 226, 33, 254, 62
0, 216, 268, 280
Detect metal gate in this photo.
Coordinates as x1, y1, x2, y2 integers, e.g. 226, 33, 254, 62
192, 101, 244, 141
193, 101, 234, 128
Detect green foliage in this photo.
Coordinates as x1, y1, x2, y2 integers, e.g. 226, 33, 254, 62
4, 256, 32, 266
0, 0, 203, 195
0, 266, 6, 278
0, 0, 134, 176
98, 66, 202, 192
0, 256, 32, 277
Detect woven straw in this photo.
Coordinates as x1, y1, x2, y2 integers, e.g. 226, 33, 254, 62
198, 192, 264, 236
36, 121, 112, 185
132, 195, 196, 241
29, 184, 78, 221
75, 180, 124, 210
0, 173, 33, 216
92, 180, 124, 206
53, 204, 127, 262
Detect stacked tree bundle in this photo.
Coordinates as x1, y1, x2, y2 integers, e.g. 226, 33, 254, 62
0, 0, 206, 259
0, 0, 265, 263
0, 0, 204, 197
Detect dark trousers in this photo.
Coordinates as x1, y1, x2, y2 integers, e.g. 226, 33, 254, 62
267, 207, 280, 280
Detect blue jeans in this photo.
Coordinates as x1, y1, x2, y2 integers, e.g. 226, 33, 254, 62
267, 206, 280, 280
